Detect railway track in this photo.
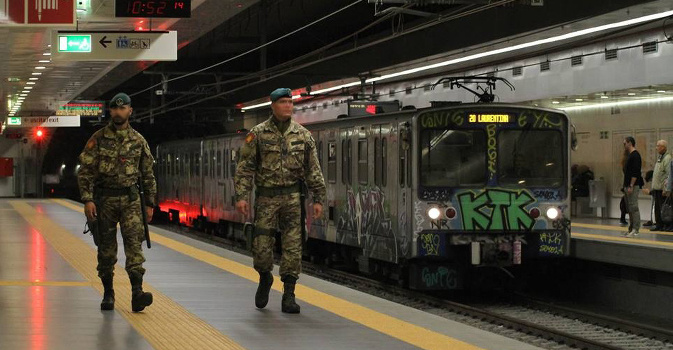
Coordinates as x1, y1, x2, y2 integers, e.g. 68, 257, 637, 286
157, 224, 673, 350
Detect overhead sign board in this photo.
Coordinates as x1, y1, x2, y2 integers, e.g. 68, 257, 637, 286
51, 31, 178, 61
115, 0, 191, 18
0, 0, 76, 26
58, 35, 92, 53
7, 117, 21, 125
57, 101, 104, 117
5, 116, 80, 128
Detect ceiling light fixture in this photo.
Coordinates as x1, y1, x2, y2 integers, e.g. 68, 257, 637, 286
24, 87, 33, 90
43, 53, 51, 56
560, 96, 673, 111
601, 95, 609, 99
26, 82, 36, 85
240, 9, 673, 110
552, 101, 560, 104
35, 66, 46, 70
575, 98, 583, 102
657, 90, 666, 93
32, 73, 42, 76
29, 77, 39, 80
38, 60, 50, 63
627, 92, 636, 96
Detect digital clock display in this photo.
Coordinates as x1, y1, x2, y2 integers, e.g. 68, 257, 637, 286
115, 0, 191, 18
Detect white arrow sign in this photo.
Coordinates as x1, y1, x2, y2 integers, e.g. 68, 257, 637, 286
50, 31, 177, 61
5, 116, 80, 128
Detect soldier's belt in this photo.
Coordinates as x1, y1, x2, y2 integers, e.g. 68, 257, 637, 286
96, 186, 138, 197
256, 183, 301, 197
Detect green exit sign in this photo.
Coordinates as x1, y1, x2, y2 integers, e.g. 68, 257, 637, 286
7, 117, 21, 126
58, 35, 92, 53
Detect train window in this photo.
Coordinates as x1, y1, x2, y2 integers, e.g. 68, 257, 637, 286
211, 150, 215, 178
217, 150, 222, 178
327, 142, 336, 183
341, 140, 347, 185
382, 138, 387, 187
318, 141, 323, 170
204, 150, 210, 178
497, 130, 564, 187
194, 152, 200, 177
399, 147, 405, 188
419, 129, 487, 187
167, 154, 172, 176
225, 149, 229, 178
358, 139, 368, 184
231, 148, 239, 177
184, 153, 189, 177
374, 137, 381, 186
347, 139, 353, 185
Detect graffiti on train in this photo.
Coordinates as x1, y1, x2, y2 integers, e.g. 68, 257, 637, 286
419, 110, 465, 128
518, 111, 564, 129
539, 232, 565, 256
337, 187, 401, 260
457, 189, 536, 230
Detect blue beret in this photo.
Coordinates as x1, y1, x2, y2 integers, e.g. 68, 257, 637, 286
109, 93, 131, 108
270, 88, 292, 102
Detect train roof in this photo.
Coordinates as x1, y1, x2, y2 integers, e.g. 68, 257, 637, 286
157, 103, 567, 146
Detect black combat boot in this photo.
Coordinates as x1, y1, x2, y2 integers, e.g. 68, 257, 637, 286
255, 271, 274, 309
100, 276, 115, 310
281, 276, 300, 314
130, 276, 153, 312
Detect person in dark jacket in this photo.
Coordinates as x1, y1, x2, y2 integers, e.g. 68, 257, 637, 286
622, 136, 644, 237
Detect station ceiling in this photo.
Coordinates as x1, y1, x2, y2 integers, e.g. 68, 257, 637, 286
2, 0, 672, 160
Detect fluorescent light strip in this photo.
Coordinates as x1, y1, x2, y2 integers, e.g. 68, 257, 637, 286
240, 9, 673, 110
559, 96, 673, 111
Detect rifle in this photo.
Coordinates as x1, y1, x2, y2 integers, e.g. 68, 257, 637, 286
137, 178, 152, 249
83, 216, 101, 246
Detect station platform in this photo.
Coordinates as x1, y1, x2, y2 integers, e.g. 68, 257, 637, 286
572, 218, 673, 273
0, 198, 543, 350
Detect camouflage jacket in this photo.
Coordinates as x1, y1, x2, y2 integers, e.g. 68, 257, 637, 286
77, 123, 157, 206
235, 116, 326, 204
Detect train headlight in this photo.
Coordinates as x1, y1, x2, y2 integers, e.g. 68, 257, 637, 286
546, 207, 559, 220
428, 207, 441, 220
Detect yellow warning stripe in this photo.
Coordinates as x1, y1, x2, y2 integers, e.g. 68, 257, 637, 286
53, 198, 483, 350
573, 222, 673, 237
573, 232, 673, 248
0, 280, 91, 287
12, 201, 245, 350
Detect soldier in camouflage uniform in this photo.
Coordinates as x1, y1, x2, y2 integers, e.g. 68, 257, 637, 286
235, 88, 326, 314
77, 92, 156, 312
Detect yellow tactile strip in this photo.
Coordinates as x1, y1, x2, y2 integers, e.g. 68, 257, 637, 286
573, 222, 673, 237
573, 232, 673, 248
11, 201, 245, 350
0, 281, 91, 287
53, 198, 483, 350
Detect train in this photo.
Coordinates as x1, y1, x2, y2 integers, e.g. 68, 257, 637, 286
155, 101, 573, 290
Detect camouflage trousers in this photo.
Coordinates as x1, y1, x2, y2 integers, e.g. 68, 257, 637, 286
253, 192, 302, 280
97, 195, 146, 281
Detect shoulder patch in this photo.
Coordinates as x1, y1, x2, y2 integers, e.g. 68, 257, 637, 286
86, 138, 96, 149
245, 132, 256, 144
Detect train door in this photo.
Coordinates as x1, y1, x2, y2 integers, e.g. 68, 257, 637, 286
215, 138, 224, 222
372, 122, 399, 262
397, 120, 412, 262
307, 130, 325, 239
336, 127, 358, 247
324, 131, 338, 242
222, 139, 232, 218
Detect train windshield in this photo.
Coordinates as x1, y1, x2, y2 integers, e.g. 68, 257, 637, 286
419, 129, 487, 187
497, 129, 564, 187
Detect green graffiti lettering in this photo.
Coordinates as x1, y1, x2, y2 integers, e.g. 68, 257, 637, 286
486, 190, 510, 230
507, 191, 536, 230
457, 189, 537, 231
457, 192, 490, 230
